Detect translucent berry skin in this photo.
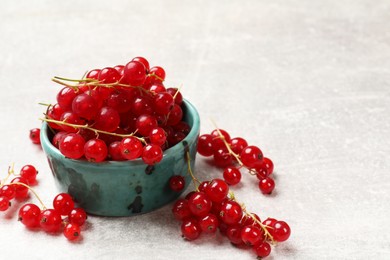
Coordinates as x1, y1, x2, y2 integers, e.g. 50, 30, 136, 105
132, 57, 150, 72
149, 66, 166, 81
149, 127, 167, 146
59, 112, 86, 133
47, 104, 64, 130
84, 139, 108, 162
120, 137, 143, 160
272, 221, 291, 242
20, 165, 38, 184
259, 177, 275, 194
198, 181, 209, 192
240, 145, 263, 168
57, 87, 77, 111
166, 104, 183, 126
172, 199, 192, 221
210, 129, 231, 151
241, 213, 261, 228
136, 114, 158, 137
205, 179, 229, 203
254, 242, 271, 258
153, 92, 174, 115
11, 177, 30, 199
63, 223, 81, 241
68, 208, 87, 226
72, 93, 98, 120
197, 134, 214, 156
108, 141, 125, 161
262, 157, 274, 175
86, 69, 101, 80
262, 218, 277, 236
229, 137, 248, 155
166, 88, 183, 105
94, 107, 120, 132
59, 133, 86, 159
241, 225, 265, 246
98, 67, 121, 83
18, 203, 41, 228
226, 225, 243, 245
181, 218, 201, 241
223, 167, 242, 185
188, 192, 212, 217
198, 213, 219, 234
213, 149, 233, 168
53, 193, 75, 216
219, 200, 243, 225
132, 96, 154, 116
169, 175, 185, 192
107, 90, 133, 113
142, 144, 163, 165
123, 61, 147, 86
52, 131, 67, 148
29, 128, 41, 144
0, 185, 16, 200
39, 209, 62, 233
0, 196, 11, 211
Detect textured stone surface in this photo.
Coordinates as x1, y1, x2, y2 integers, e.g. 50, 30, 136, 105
1, 0, 390, 259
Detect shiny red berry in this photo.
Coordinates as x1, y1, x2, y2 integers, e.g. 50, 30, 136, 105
240, 145, 263, 168
29, 128, 41, 144
142, 144, 163, 165
169, 175, 185, 192
205, 179, 229, 203
241, 225, 265, 246
53, 193, 75, 216
272, 221, 291, 242
198, 213, 219, 234
20, 165, 38, 184
181, 218, 201, 241
18, 203, 41, 228
219, 200, 243, 225
223, 167, 242, 185
172, 199, 192, 221
197, 134, 214, 156
254, 242, 271, 258
0, 185, 16, 200
0, 196, 11, 211
63, 223, 81, 241
39, 209, 62, 233
187, 192, 212, 217
259, 177, 275, 194
68, 208, 87, 226
11, 177, 29, 199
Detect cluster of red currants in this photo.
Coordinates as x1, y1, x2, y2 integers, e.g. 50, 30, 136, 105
0, 165, 87, 241
19, 193, 87, 241
172, 178, 290, 258
45, 57, 189, 165
197, 129, 276, 194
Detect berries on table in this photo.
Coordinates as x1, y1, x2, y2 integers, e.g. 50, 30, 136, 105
29, 128, 41, 144
20, 165, 38, 184
18, 203, 41, 228
63, 223, 81, 241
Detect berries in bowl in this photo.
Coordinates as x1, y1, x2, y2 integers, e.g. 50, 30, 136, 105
40, 57, 200, 217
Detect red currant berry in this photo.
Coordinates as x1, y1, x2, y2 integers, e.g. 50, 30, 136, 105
149, 66, 166, 81
0, 196, 11, 211
205, 179, 229, 203
166, 88, 183, 105
63, 223, 81, 241
223, 167, 242, 185
132, 96, 154, 116
98, 67, 121, 83
94, 107, 120, 132
166, 104, 183, 126
241, 213, 261, 228
108, 141, 125, 161
229, 137, 248, 155
210, 129, 231, 151
142, 144, 163, 165
184, 191, 196, 200
59, 111, 85, 133
172, 199, 192, 221
198, 213, 219, 234
86, 69, 101, 80
107, 90, 133, 113
52, 131, 67, 148
59, 133, 86, 159
240, 146, 263, 168
146, 82, 166, 93
72, 93, 98, 120
39, 209, 62, 233
172, 121, 190, 135
11, 177, 30, 199
132, 57, 150, 72
188, 192, 212, 217
114, 65, 124, 75
213, 149, 233, 168
57, 87, 78, 111
241, 225, 265, 246
149, 127, 167, 146
47, 104, 64, 130
153, 92, 174, 115
219, 200, 243, 225
136, 114, 158, 136
254, 242, 271, 258
255, 163, 269, 180
84, 139, 108, 162
18, 203, 41, 228
68, 208, 87, 226
123, 61, 147, 86
198, 181, 209, 192
169, 175, 185, 192
0, 185, 16, 200
272, 221, 291, 242
226, 225, 244, 245
120, 137, 143, 160
262, 157, 274, 175
197, 134, 214, 157
259, 177, 275, 194
181, 218, 201, 241
262, 218, 277, 236
29, 128, 41, 144
20, 165, 38, 184
53, 193, 75, 216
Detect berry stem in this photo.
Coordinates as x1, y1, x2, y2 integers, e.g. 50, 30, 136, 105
185, 151, 200, 191
40, 118, 146, 144
0, 163, 17, 187
8, 182, 47, 210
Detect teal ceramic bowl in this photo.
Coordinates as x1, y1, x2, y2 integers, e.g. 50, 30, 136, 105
40, 100, 200, 217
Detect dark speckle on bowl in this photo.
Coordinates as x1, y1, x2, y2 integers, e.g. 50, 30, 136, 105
135, 185, 142, 194
128, 196, 143, 213
145, 165, 155, 175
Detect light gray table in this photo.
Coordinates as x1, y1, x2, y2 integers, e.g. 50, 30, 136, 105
1, 0, 389, 259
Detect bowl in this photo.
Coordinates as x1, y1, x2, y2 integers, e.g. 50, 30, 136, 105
40, 100, 200, 217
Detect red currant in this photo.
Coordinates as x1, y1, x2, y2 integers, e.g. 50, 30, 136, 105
84, 139, 108, 162
262, 157, 274, 175
166, 104, 183, 126
132, 57, 150, 72
20, 165, 38, 184
29, 128, 41, 144
197, 134, 214, 157
226, 225, 243, 245
123, 61, 147, 86
153, 92, 174, 115
57, 87, 78, 111
223, 167, 242, 185
86, 69, 101, 80
219, 200, 243, 225
142, 144, 163, 165
94, 107, 120, 132
59, 111, 85, 133
72, 93, 98, 120
63, 223, 81, 241
258, 177, 275, 194
0, 185, 16, 200
0, 196, 11, 211
172, 199, 192, 221
120, 137, 143, 160
11, 177, 30, 199
149, 66, 166, 81
149, 127, 167, 146
136, 114, 158, 136
181, 217, 201, 241
108, 141, 125, 161
53, 193, 75, 216
166, 88, 183, 105
254, 242, 271, 258
52, 131, 67, 148
198, 213, 219, 234
205, 179, 229, 203
68, 208, 87, 226
188, 192, 212, 217
241, 225, 265, 246
59, 133, 86, 159
272, 221, 291, 242
213, 149, 233, 168
169, 175, 185, 192
98, 67, 121, 83
229, 137, 248, 154
39, 209, 62, 233
18, 203, 41, 228
240, 146, 263, 168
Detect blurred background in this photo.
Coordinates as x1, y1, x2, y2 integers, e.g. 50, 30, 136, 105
1, 0, 390, 259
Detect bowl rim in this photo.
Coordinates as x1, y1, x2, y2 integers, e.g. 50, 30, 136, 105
40, 99, 200, 166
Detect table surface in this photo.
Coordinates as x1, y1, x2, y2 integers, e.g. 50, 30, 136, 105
1, 0, 390, 259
